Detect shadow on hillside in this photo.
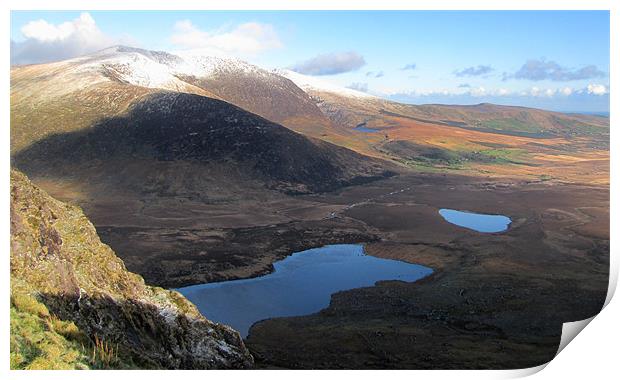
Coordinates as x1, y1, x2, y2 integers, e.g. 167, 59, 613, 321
13, 91, 394, 195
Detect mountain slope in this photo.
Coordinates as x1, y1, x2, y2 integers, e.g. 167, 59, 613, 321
13, 91, 391, 195
281, 71, 609, 139
174, 54, 334, 133
10, 169, 254, 369
10, 45, 343, 154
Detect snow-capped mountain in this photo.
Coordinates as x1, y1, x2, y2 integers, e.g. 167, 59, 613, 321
65, 46, 375, 101
11, 45, 346, 145
12, 45, 392, 199
71, 46, 277, 93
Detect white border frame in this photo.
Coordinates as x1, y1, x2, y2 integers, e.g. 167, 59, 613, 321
2, 1, 617, 379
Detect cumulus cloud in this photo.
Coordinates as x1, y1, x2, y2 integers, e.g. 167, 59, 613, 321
454, 65, 494, 77
170, 20, 282, 57
384, 82, 608, 112
347, 82, 369, 92
587, 84, 608, 95
11, 12, 121, 65
528, 86, 557, 97
384, 84, 607, 100
469, 87, 512, 97
290, 51, 366, 76
512, 59, 605, 81
468, 87, 486, 97
400, 63, 417, 71
366, 71, 384, 78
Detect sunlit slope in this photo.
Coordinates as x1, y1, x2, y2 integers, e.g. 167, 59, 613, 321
10, 169, 254, 369
287, 79, 609, 184
10, 46, 350, 155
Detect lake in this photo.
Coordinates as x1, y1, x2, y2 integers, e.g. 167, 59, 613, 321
439, 208, 511, 233
353, 123, 380, 133
177, 244, 432, 337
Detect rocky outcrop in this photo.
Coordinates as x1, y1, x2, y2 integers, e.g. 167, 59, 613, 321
10, 169, 253, 369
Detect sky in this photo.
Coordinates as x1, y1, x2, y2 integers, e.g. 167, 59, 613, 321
10, 10, 610, 112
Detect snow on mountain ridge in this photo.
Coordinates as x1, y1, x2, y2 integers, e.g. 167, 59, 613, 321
70, 45, 281, 92
276, 69, 376, 99
20, 45, 376, 102
81, 46, 375, 100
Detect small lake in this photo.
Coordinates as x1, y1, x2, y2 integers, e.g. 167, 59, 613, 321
439, 208, 511, 233
177, 244, 432, 337
354, 124, 380, 133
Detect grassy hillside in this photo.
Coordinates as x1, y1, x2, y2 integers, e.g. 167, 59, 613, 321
10, 169, 254, 369
11, 278, 125, 369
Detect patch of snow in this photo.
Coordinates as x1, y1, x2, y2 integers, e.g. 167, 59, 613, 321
31, 45, 369, 102
275, 69, 377, 99
174, 50, 268, 78
71, 45, 279, 92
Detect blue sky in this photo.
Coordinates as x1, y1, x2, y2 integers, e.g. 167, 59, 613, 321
10, 10, 610, 112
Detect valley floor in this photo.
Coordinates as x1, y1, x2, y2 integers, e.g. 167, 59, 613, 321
31, 171, 609, 369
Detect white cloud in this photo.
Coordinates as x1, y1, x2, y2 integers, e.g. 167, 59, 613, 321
381, 83, 609, 101
11, 12, 126, 65
528, 87, 557, 97
387, 86, 515, 99
346, 82, 369, 92
170, 20, 282, 57
587, 84, 608, 96
469, 86, 487, 97
289, 51, 366, 76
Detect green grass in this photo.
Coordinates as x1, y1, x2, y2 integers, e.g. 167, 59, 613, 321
551, 116, 609, 137
476, 148, 530, 164
478, 119, 542, 134
385, 143, 533, 173
10, 289, 128, 370
10, 291, 90, 370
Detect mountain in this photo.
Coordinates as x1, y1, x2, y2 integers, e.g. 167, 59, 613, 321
13, 91, 391, 196
280, 70, 609, 139
10, 169, 253, 369
10, 47, 396, 293
10, 45, 341, 153
281, 68, 611, 140
277, 69, 609, 181
11, 46, 393, 196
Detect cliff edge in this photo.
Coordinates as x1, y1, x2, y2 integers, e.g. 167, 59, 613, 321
10, 169, 253, 369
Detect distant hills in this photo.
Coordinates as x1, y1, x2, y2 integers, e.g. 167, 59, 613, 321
11, 45, 608, 163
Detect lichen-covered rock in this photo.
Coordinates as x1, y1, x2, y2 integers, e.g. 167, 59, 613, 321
10, 169, 254, 369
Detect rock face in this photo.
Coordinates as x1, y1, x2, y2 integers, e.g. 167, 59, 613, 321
10, 169, 254, 369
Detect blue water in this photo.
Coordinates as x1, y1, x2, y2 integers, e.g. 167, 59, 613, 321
439, 209, 511, 233
354, 125, 380, 133
177, 244, 432, 337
